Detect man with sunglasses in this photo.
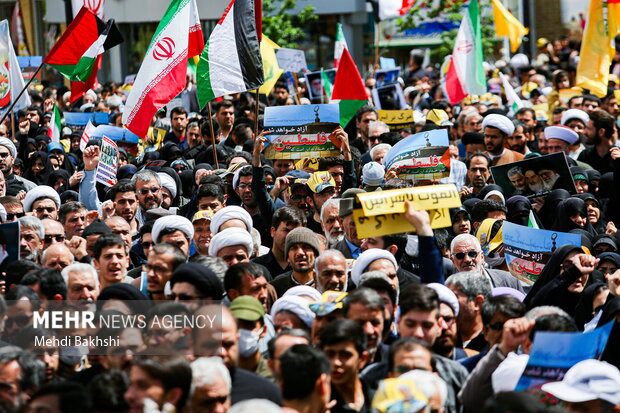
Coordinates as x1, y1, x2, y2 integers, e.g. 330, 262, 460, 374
40, 219, 66, 252
131, 169, 163, 224
0, 196, 24, 222
449, 234, 524, 292
0, 137, 34, 196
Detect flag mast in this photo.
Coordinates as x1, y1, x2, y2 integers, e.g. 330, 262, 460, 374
0, 63, 43, 124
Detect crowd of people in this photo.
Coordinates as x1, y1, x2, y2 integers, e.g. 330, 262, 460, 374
0, 27, 619, 413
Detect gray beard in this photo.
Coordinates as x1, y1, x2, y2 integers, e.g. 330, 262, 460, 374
325, 232, 344, 247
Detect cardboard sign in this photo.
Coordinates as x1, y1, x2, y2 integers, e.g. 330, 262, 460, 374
95, 136, 118, 187
502, 222, 582, 284
276, 48, 308, 73
372, 83, 406, 110
263, 104, 341, 159
374, 68, 400, 87
352, 185, 461, 238
378, 110, 415, 132
384, 129, 451, 183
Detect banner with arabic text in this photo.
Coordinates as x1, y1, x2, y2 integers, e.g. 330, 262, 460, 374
264, 104, 341, 160
378, 110, 417, 132
384, 129, 450, 183
503, 221, 582, 285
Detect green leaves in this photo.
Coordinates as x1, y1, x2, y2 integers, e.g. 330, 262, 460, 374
262, 0, 317, 48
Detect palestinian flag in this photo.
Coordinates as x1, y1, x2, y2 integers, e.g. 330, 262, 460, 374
197, 0, 263, 108
43, 7, 122, 84
444, 0, 486, 105
331, 48, 368, 127
47, 104, 62, 143
122, 0, 204, 138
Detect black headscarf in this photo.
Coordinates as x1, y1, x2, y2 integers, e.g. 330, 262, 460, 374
24, 151, 51, 185
47, 169, 71, 194
574, 282, 608, 330
574, 193, 607, 233
506, 195, 541, 227
538, 189, 570, 229
552, 198, 597, 237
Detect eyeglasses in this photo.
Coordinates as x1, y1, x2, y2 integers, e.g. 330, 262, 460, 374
44, 234, 65, 244
6, 212, 25, 220
237, 183, 252, 190
138, 187, 161, 195
169, 293, 201, 301
0, 152, 11, 159
487, 321, 506, 331
141, 241, 154, 249
35, 207, 56, 214
452, 250, 479, 260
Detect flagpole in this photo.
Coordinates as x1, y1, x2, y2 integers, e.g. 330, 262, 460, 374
10, 111, 15, 139
374, 22, 380, 73
0, 62, 43, 124
254, 89, 260, 138
207, 102, 219, 169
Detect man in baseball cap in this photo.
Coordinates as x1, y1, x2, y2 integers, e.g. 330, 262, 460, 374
230, 296, 272, 379
305, 171, 337, 234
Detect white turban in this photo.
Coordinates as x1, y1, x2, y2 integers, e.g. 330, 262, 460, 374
482, 114, 515, 136
157, 173, 177, 199
427, 283, 459, 317
23, 186, 61, 212
351, 249, 398, 287
0, 138, 16, 159
283, 285, 322, 302
544, 125, 579, 145
560, 108, 589, 126
210, 206, 253, 235
152, 215, 194, 243
270, 295, 315, 328
483, 190, 506, 204
208, 227, 253, 257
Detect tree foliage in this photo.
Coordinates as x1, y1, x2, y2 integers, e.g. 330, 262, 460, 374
396, 0, 498, 62
262, 0, 317, 48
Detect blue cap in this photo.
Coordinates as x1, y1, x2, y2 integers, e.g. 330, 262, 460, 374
47, 142, 64, 153
285, 169, 311, 180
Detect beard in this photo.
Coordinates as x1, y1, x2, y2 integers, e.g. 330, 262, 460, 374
529, 182, 545, 193
542, 173, 560, 190
325, 230, 344, 246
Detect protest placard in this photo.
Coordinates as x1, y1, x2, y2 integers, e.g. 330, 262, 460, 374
490, 152, 576, 200
514, 321, 614, 391
378, 110, 416, 132
263, 104, 341, 160
305, 70, 336, 100
95, 136, 118, 187
372, 83, 407, 110
374, 68, 400, 87
351, 184, 461, 238
276, 48, 308, 73
503, 221, 582, 284
384, 129, 451, 184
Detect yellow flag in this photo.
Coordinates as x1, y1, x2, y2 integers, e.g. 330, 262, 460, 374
577, 0, 620, 97
491, 0, 529, 53
258, 35, 283, 95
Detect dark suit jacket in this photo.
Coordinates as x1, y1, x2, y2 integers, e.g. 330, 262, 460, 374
333, 238, 354, 259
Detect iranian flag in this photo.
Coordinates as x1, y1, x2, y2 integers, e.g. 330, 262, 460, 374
47, 104, 62, 143
377, 0, 415, 21
44, 8, 122, 84
444, 0, 486, 105
196, 0, 263, 108
334, 23, 348, 68
331, 48, 368, 127
123, 0, 204, 138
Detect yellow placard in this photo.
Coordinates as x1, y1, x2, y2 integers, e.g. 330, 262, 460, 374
355, 184, 461, 217
378, 110, 413, 124
352, 208, 452, 238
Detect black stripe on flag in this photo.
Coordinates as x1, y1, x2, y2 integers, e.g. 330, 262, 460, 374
233, 0, 264, 90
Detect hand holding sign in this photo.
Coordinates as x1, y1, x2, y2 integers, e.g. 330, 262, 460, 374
83, 145, 100, 171
404, 201, 433, 236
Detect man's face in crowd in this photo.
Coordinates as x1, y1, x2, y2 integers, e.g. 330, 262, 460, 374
372, 148, 389, 164
234, 274, 269, 310
102, 328, 145, 372
0, 360, 25, 413
583, 99, 600, 113
42, 219, 65, 251
0, 145, 13, 175
545, 138, 569, 155
271, 221, 301, 252
273, 160, 294, 177
135, 178, 162, 210
26, 109, 40, 125
107, 217, 132, 250
316, 254, 348, 292
193, 219, 212, 255
160, 230, 190, 256
145, 251, 175, 294
197, 196, 224, 213
186, 125, 202, 148
451, 239, 484, 273
67, 271, 99, 303
288, 243, 316, 273
516, 111, 535, 129
193, 308, 238, 369
217, 245, 249, 267
357, 111, 377, 140
94, 245, 129, 285
565, 119, 586, 137
584, 120, 599, 145
506, 126, 527, 153
323, 340, 367, 387
269, 334, 310, 378
569, 96, 584, 110
20, 226, 41, 261
484, 127, 506, 155
114, 191, 138, 222
339, 214, 361, 246
397, 307, 443, 345
346, 302, 383, 356
64, 208, 87, 238
32, 199, 58, 220
288, 186, 310, 215
125, 365, 175, 413
309, 187, 337, 216
190, 372, 231, 413
4, 203, 23, 222
432, 303, 458, 356
367, 259, 399, 292
42, 245, 73, 271
235, 176, 256, 208
322, 204, 344, 246
467, 156, 490, 189
171, 112, 188, 135
483, 310, 511, 347
274, 87, 289, 105
216, 106, 235, 130
464, 114, 483, 133
390, 346, 433, 377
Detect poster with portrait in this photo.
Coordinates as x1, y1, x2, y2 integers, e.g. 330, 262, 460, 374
0, 221, 20, 271
372, 83, 406, 110
490, 153, 576, 200
374, 68, 400, 88
304, 70, 336, 100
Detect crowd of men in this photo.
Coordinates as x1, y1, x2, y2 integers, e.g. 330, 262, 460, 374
0, 31, 619, 413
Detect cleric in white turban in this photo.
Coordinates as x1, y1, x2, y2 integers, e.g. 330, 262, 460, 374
270, 295, 316, 330
152, 215, 194, 244
350, 249, 398, 287
23, 185, 61, 212
210, 205, 253, 235
283, 285, 322, 302
560, 108, 589, 127
481, 113, 515, 136
544, 125, 579, 146
208, 227, 254, 260
157, 172, 177, 200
